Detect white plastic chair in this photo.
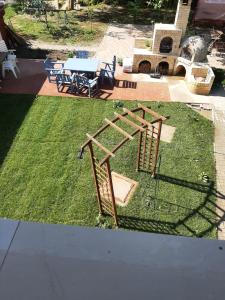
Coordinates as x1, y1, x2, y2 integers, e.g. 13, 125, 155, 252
7, 54, 20, 72
2, 60, 18, 78
0, 40, 16, 56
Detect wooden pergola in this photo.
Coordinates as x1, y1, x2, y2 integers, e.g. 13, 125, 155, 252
79, 104, 167, 226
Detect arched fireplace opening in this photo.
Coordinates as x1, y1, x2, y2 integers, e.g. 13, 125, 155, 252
175, 65, 186, 76
138, 61, 151, 73
158, 61, 169, 75
160, 37, 173, 53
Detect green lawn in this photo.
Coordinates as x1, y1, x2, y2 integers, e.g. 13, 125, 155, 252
5, 4, 107, 45
0, 94, 217, 238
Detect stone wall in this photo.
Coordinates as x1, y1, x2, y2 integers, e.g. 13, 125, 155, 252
186, 67, 215, 95
187, 81, 214, 95
191, 67, 208, 78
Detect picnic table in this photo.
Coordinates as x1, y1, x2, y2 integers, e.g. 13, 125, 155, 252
63, 58, 99, 76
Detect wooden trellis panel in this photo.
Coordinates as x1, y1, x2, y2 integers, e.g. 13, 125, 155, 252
137, 121, 162, 176
88, 142, 118, 225
81, 104, 166, 226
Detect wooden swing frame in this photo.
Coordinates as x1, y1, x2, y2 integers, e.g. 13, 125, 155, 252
79, 104, 167, 226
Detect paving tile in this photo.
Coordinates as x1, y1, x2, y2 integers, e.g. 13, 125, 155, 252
0, 59, 170, 102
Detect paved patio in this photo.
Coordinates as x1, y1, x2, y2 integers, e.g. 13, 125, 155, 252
95, 23, 153, 61
0, 59, 170, 101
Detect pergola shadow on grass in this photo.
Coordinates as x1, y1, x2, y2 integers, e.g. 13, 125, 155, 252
119, 179, 225, 237
0, 96, 219, 238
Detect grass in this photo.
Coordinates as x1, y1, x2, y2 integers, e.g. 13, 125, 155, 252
4, 4, 107, 45
0, 94, 217, 238
4, 3, 177, 45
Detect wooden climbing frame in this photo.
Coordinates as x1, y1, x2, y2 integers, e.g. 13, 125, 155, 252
79, 104, 167, 226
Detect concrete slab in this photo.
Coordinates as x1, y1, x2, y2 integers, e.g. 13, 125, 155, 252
0, 219, 19, 267
0, 221, 225, 300
161, 124, 176, 143
111, 172, 138, 206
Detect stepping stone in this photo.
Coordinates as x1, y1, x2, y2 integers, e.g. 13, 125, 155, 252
160, 124, 176, 143
111, 172, 138, 207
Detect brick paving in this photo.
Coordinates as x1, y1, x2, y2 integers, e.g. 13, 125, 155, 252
0, 59, 170, 101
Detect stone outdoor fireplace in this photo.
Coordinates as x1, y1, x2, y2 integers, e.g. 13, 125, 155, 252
128, 0, 215, 95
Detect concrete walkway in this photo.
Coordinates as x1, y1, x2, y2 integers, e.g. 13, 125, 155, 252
95, 23, 153, 61
214, 108, 225, 240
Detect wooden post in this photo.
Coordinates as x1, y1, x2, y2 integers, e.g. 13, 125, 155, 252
148, 126, 154, 170
136, 109, 145, 171
152, 120, 162, 177
88, 142, 103, 214
105, 159, 118, 226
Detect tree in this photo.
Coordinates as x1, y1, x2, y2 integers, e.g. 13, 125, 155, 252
128, 0, 142, 22
146, 0, 169, 9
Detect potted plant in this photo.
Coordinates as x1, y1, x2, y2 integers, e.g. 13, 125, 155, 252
117, 57, 123, 66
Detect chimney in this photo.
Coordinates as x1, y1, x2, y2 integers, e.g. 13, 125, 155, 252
174, 0, 191, 37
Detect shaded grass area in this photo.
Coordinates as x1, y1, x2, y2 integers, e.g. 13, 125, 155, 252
0, 95, 218, 238
4, 4, 176, 46
5, 5, 107, 45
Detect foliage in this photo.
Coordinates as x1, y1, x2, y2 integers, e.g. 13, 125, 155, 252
147, 0, 170, 9
68, 51, 74, 58
0, 95, 216, 238
145, 39, 152, 49
4, 4, 18, 19
127, 0, 143, 22
117, 57, 123, 66
113, 100, 124, 108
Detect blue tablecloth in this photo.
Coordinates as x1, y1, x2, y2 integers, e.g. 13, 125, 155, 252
63, 58, 99, 73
